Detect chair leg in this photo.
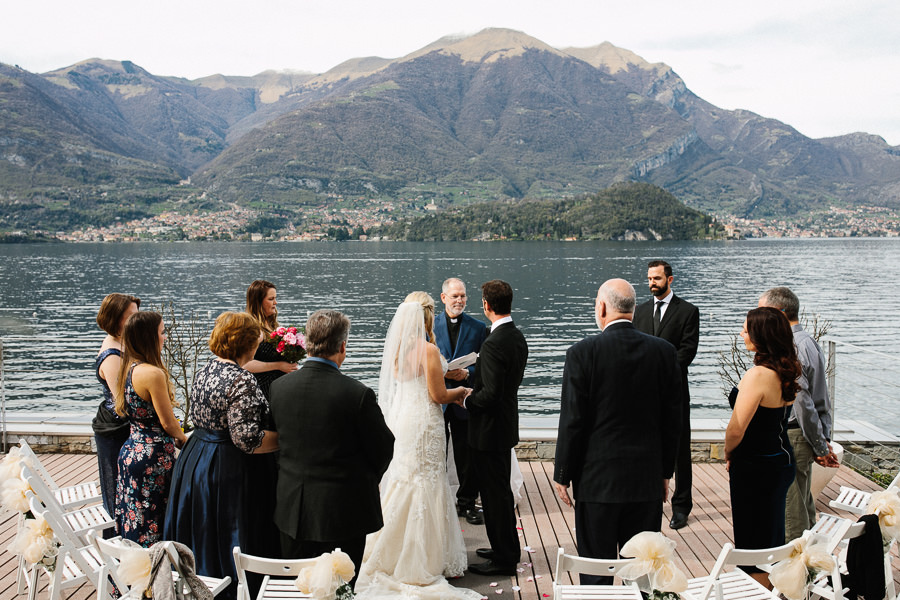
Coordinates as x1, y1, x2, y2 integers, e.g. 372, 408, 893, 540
884, 551, 896, 600
26, 565, 40, 600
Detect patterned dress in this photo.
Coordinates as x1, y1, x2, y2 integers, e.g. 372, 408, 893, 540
115, 363, 177, 547
164, 360, 278, 600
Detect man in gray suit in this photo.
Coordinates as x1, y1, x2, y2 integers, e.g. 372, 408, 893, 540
758, 287, 839, 541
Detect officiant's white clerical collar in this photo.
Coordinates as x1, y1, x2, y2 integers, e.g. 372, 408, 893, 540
491, 316, 513, 332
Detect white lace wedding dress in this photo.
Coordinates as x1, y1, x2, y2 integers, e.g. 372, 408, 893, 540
355, 301, 482, 600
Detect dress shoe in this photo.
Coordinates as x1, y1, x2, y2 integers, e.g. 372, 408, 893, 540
465, 508, 484, 525
467, 560, 517, 577
669, 512, 689, 530
475, 547, 494, 559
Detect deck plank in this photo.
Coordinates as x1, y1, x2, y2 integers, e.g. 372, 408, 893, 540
0, 453, 897, 600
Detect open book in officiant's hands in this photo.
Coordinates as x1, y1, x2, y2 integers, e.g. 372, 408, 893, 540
446, 352, 477, 371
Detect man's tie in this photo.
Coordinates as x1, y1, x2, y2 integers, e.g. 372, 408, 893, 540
653, 300, 664, 335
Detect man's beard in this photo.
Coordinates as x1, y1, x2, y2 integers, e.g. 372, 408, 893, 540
650, 282, 669, 298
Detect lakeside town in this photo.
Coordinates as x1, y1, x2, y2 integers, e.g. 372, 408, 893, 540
7, 198, 900, 243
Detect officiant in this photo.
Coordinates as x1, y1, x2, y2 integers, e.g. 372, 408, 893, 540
434, 277, 487, 526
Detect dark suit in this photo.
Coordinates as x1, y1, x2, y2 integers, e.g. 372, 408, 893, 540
434, 311, 487, 510
633, 294, 699, 517
269, 360, 394, 586
554, 321, 682, 584
466, 320, 528, 566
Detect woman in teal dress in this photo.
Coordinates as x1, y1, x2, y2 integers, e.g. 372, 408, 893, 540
114, 311, 187, 547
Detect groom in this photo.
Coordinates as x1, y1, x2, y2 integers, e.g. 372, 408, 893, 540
464, 280, 528, 576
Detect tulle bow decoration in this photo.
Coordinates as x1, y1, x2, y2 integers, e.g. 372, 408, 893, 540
295, 550, 356, 599
867, 490, 900, 542
0, 447, 26, 485
117, 541, 153, 592
619, 531, 688, 595
7, 514, 57, 566
769, 537, 834, 600
1, 477, 33, 514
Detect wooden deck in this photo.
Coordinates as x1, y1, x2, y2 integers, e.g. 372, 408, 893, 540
1, 454, 897, 599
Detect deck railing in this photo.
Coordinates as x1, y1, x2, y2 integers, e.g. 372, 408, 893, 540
2, 333, 900, 480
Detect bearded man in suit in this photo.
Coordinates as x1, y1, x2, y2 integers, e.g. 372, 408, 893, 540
463, 279, 528, 577
632, 260, 700, 531
554, 279, 682, 585
269, 309, 394, 589
434, 277, 488, 525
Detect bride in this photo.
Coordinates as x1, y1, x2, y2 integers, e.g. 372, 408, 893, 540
355, 292, 483, 600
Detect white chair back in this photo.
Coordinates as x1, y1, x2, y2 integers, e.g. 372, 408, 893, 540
552, 547, 644, 600
91, 532, 231, 599
232, 546, 318, 600
17, 440, 101, 508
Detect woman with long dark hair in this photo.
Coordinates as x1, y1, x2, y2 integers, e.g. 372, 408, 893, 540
92, 293, 140, 521
114, 311, 187, 546
243, 280, 297, 398
725, 306, 802, 586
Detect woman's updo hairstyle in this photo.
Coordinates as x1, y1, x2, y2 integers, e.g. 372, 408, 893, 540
209, 311, 262, 361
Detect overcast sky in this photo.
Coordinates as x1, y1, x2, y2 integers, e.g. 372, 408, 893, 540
4, 0, 899, 145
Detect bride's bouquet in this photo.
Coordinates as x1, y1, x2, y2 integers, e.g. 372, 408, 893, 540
268, 326, 307, 363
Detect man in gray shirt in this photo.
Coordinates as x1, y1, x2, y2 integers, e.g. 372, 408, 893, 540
759, 287, 839, 541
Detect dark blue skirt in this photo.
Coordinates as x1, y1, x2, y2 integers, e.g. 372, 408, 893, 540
164, 428, 278, 600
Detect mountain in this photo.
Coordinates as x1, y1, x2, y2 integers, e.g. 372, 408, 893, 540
1, 28, 899, 233
195, 29, 694, 203
568, 43, 900, 215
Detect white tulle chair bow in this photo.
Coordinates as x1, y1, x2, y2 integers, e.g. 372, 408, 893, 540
294, 550, 356, 599
618, 531, 688, 598
768, 537, 834, 600
867, 489, 900, 544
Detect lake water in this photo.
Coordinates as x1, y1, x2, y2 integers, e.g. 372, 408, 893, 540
0, 239, 897, 431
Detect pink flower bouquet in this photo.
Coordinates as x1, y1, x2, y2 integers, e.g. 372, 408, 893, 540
269, 326, 307, 363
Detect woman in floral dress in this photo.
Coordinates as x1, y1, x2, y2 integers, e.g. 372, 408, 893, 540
114, 311, 187, 547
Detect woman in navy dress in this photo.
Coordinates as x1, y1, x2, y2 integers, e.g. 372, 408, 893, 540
114, 311, 187, 547
242, 280, 297, 399
165, 312, 279, 600
92, 293, 140, 522
725, 306, 802, 587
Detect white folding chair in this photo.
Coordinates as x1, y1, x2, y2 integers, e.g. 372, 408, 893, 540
232, 546, 318, 600
22, 490, 107, 600
830, 472, 900, 516
14, 462, 113, 596
90, 532, 231, 599
17, 440, 102, 509
809, 513, 896, 600
685, 539, 814, 600
21, 462, 113, 542
552, 547, 644, 600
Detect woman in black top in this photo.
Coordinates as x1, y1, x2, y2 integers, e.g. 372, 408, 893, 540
92, 293, 140, 522
242, 280, 297, 398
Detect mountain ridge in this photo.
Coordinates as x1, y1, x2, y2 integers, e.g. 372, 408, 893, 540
1, 27, 898, 234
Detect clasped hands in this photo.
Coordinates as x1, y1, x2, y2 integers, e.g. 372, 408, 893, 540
814, 442, 840, 468
453, 387, 473, 407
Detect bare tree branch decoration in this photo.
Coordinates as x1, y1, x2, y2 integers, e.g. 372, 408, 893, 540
155, 302, 212, 428
716, 310, 833, 395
